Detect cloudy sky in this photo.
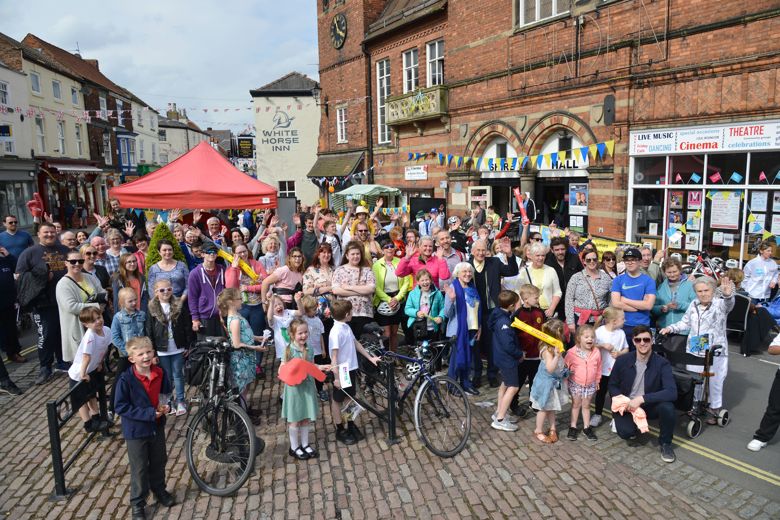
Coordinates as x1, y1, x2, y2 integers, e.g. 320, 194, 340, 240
0, 0, 319, 133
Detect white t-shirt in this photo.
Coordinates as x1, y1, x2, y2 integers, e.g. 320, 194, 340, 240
595, 325, 629, 376
303, 314, 325, 356
68, 326, 112, 381
743, 256, 779, 300
329, 319, 358, 371
272, 309, 297, 360
158, 302, 185, 357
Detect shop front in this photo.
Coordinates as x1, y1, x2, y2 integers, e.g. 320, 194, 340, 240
38, 161, 104, 227
628, 120, 780, 266
0, 158, 38, 230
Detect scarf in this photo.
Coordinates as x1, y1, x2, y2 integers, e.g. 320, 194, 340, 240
453, 280, 480, 372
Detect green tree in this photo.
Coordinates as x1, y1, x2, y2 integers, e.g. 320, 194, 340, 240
145, 221, 187, 276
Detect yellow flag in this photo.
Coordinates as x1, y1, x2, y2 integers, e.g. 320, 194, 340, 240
679, 224, 687, 234
559, 149, 567, 161
589, 144, 599, 159
695, 209, 702, 218
605, 140, 615, 157
748, 214, 756, 223
144, 210, 156, 222
763, 230, 774, 240
722, 191, 731, 199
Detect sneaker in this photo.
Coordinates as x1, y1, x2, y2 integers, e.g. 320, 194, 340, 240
660, 443, 676, 463
335, 427, 357, 445
610, 419, 617, 433
491, 413, 519, 424
567, 427, 579, 441
54, 361, 71, 373
582, 427, 598, 441
747, 439, 768, 452
463, 385, 480, 396
491, 418, 518, 432
34, 369, 53, 385
590, 414, 603, 428
318, 390, 330, 402
175, 403, 187, 416
154, 490, 176, 507
0, 379, 22, 395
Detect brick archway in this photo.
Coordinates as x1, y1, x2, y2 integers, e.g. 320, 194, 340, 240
524, 111, 598, 156
463, 120, 524, 164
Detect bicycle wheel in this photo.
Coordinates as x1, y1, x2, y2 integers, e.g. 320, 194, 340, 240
186, 400, 256, 496
413, 375, 470, 458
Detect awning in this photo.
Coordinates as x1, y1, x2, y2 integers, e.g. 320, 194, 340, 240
330, 184, 401, 211
48, 163, 103, 173
306, 152, 364, 178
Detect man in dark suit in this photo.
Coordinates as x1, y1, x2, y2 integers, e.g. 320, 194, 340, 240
609, 325, 678, 463
469, 238, 519, 389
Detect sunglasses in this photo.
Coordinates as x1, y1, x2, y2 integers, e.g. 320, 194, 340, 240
291, 255, 303, 259
584, 258, 598, 263
6, 221, 17, 224
157, 287, 173, 293
357, 230, 369, 234
603, 257, 616, 262
67, 259, 85, 265
531, 237, 542, 242
84, 251, 97, 256
383, 245, 395, 249
633, 337, 652, 344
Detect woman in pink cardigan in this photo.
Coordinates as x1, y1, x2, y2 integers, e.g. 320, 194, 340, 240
226, 243, 269, 377
396, 236, 450, 289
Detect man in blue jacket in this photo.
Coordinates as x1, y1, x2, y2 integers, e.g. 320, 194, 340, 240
609, 325, 678, 463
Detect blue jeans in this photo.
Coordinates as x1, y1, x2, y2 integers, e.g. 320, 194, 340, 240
157, 352, 185, 405
240, 303, 266, 366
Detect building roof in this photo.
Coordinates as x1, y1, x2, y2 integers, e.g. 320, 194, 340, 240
365, 0, 447, 42
158, 116, 209, 135
21, 33, 128, 98
205, 129, 233, 149
0, 32, 82, 81
250, 72, 318, 98
306, 151, 364, 178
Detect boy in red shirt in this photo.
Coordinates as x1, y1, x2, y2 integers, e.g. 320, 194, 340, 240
510, 284, 546, 417
114, 337, 174, 520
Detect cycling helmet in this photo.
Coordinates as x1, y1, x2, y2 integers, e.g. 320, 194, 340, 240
725, 259, 739, 269
376, 301, 400, 316
447, 216, 459, 225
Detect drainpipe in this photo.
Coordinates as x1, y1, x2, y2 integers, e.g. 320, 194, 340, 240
362, 42, 374, 183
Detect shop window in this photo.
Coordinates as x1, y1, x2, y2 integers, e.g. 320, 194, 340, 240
748, 151, 780, 185
665, 188, 705, 252
631, 189, 664, 242
669, 155, 704, 185
700, 190, 744, 262
633, 156, 666, 185
706, 153, 747, 186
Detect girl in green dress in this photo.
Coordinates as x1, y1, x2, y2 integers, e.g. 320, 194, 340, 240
280, 318, 331, 460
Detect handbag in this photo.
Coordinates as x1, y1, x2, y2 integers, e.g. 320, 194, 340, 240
581, 274, 604, 327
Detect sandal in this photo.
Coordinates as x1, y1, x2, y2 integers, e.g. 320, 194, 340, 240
534, 431, 551, 443
547, 430, 559, 443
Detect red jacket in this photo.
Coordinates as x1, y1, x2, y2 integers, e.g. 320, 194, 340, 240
513, 306, 545, 360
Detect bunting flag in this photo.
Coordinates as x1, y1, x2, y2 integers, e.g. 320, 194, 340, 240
510, 157, 518, 170
666, 228, 678, 239
536, 155, 544, 169
747, 214, 756, 223
559, 150, 567, 161
709, 172, 722, 183
588, 144, 598, 160
706, 190, 714, 200
487, 158, 494, 170
729, 172, 743, 183
679, 224, 687, 234
447, 154, 454, 166
751, 222, 763, 234
763, 230, 775, 240
695, 209, 702, 218
596, 142, 606, 159
437, 153, 445, 166
690, 172, 702, 183
550, 152, 558, 166
475, 157, 483, 170
579, 146, 589, 163
675, 173, 683, 183
407, 153, 414, 161
605, 140, 615, 157
759, 171, 767, 182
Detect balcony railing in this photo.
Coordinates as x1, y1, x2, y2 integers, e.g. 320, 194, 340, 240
386, 85, 448, 127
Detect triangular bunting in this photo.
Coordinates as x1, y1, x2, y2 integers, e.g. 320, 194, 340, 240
580, 146, 589, 163
605, 140, 615, 157
588, 144, 599, 160
596, 142, 607, 159
550, 152, 558, 167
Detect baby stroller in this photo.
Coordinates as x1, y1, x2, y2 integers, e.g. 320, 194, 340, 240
655, 333, 731, 438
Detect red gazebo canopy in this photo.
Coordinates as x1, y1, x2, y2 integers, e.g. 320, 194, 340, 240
109, 142, 277, 209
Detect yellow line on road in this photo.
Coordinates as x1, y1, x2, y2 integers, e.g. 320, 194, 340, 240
601, 410, 780, 487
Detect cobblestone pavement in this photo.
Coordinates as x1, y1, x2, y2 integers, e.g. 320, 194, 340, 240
1, 354, 779, 520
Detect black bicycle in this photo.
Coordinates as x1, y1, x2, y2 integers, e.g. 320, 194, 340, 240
360, 324, 471, 458
185, 337, 256, 496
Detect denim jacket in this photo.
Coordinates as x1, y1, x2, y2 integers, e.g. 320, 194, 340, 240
111, 309, 147, 356
529, 353, 569, 409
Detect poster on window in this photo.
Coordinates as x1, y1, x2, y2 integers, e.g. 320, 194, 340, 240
773, 214, 780, 235
685, 232, 700, 250
569, 184, 588, 216
751, 191, 768, 212
669, 211, 684, 226
749, 213, 766, 234
773, 192, 780, 212
687, 191, 702, 209
686, 211, 701, 230
709, 191, 741, 230
668, 231, 683, 249
669, 191, 684, 209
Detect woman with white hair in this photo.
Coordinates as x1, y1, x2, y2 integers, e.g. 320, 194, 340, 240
516, 242, 562, 318
442, 262, 481, 395
660, 276, 735, 424
257, 232, 287, 275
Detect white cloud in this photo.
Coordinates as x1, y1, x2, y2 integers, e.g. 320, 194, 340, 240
0, 0, 319, 131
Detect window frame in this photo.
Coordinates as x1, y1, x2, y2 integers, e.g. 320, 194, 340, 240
376, 59, 391, 145
426, 40, 444, 87
160, 152, 168, 165
52, 80, 62, 101
0, 81, 9, 105
30, 72, 41, 94
151, 142, 157, 164
278, 180, 296, 198
99, 93, 108, 119
75, 124, 83, 156
56, 121, 66, 154
402, 48, 419, 94
139, 139, 145, 162
516, 0, 570, 27
158, 129, 167, 142
1, 123, 14, 154
336, 106, 348, 143
116, 99, 124, 127
102, 132, 112, 165
34, 116, 45, 153
129, 139, 136, 166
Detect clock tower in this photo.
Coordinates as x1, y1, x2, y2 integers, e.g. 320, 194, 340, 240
311, 1, 387, 186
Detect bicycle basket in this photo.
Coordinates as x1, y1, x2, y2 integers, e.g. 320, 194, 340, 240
185, 343, 212, 386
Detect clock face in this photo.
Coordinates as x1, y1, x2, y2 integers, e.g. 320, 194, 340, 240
330, 13, 347, 49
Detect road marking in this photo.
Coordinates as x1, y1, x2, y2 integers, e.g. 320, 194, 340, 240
0, 345, 36, 364
601, 410, 780, 487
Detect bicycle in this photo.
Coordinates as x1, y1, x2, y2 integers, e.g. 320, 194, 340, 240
682, 250, 725, 280
359, 323, 471, 458
185, 336, 256, 496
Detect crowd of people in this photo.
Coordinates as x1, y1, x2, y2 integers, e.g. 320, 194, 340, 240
1, 197, 779, 518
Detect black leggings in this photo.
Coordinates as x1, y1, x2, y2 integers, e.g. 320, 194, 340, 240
594, 375, 611, 416
510, 359, 540, 409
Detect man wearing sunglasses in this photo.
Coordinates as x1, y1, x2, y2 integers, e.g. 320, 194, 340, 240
0, 214, 34, 266
609, 325, 678, 463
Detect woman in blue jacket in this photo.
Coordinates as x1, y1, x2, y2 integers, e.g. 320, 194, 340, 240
652, 258, 696, 329
404, 269, 445, 341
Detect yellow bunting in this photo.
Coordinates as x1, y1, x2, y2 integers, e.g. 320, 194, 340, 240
605, 140, 615, 157
559, 149, 567, 161
143, 210, 156, 221
763, 230, 774, 240
695, 209, 702, 218
679, 224, 687, 234
748, 214, 756, 223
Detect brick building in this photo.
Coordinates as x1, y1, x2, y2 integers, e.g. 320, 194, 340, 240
315, 0, 780, 264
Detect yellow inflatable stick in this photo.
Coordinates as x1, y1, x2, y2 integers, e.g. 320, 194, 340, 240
511, 317, 564, 354
216, 249, 259, 281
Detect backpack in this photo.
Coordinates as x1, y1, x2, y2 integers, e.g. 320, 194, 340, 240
184, 342, 212, 387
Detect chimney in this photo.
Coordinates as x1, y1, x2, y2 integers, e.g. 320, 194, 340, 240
85, 59, 99, 70
166, 103, 178, 120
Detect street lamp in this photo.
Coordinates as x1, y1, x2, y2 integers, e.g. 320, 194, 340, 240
311, 85, 328, 117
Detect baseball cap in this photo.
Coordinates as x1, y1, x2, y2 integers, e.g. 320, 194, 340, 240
355, 206, 369, 215
202, 243, 219, 254
430, 208, 438, 214
623, 248, 642, 259
415, 210, 425, 219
